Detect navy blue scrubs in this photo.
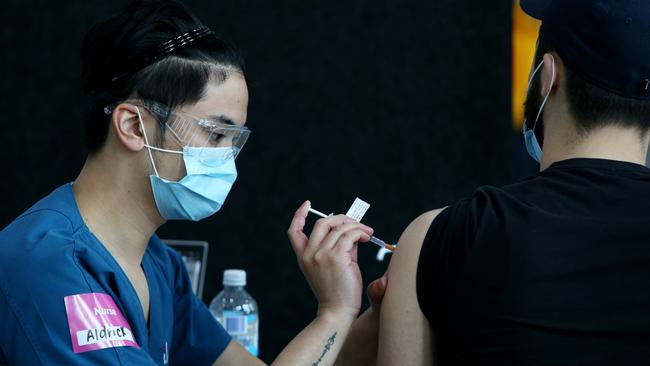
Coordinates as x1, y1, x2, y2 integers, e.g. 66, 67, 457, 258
0, 184, 231, 365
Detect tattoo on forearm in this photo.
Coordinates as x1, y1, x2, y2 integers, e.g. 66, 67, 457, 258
311, 332, 337, 366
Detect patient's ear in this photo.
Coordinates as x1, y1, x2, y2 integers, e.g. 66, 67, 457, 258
540, 52, 563, 97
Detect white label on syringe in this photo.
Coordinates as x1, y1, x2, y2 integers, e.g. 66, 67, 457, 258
345, 198, 370, 222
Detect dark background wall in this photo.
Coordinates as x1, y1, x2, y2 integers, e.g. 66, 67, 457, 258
0, 0, 515, 362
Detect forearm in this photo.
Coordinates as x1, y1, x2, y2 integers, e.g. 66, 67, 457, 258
334, 307, 379, 366
271, 311, 355, 366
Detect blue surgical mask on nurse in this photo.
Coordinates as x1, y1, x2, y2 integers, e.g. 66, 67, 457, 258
136, 106, 239, 221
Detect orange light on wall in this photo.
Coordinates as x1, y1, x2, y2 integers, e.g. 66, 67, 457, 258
512, 0, 541, 129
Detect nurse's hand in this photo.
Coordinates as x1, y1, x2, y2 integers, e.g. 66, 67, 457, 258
288, 201, 374, 320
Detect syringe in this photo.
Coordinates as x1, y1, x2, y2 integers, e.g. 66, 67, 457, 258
308, 207, 397, 252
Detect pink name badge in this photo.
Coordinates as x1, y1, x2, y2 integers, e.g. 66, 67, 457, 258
64, 293, 140, 353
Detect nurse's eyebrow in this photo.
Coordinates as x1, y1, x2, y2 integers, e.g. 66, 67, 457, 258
206, 114, 236, 126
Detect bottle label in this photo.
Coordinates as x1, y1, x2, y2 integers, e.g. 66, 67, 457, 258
223, 311, 247, 335
246, 314, 259, 356
221, 311, 258, 356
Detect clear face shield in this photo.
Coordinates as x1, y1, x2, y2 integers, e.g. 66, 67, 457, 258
105, 100, 251, 163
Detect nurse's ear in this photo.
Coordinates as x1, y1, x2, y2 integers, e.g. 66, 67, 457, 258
111, 103, 148, 152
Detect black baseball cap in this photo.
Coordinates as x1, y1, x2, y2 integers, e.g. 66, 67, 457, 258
521, 0, 650, 100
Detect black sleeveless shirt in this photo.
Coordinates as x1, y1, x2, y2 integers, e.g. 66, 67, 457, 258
416, 158, 650, 365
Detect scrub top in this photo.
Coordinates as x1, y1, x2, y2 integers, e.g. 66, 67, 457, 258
0, 184, 232, 365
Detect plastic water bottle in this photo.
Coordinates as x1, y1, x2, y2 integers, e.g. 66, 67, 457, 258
209, 269, 259, 356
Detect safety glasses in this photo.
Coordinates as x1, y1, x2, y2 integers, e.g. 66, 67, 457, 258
105, 100, 251, 160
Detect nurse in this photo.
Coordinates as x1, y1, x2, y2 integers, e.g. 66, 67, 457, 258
0, 0, 382, 365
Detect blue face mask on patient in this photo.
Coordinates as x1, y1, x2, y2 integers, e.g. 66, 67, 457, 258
523, 55, 555, 164
136, 108, 238, 221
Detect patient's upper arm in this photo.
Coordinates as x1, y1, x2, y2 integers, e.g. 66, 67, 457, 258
377, 209, 444, 366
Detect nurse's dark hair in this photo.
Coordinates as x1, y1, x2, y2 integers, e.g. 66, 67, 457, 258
81, 0, 244, 154
533, 31, 650, 135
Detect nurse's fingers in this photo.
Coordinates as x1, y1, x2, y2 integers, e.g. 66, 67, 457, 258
304, 215, 355, 258
317, 222, 373, 252
288, 200, 311, 256
330, 227, 370, 256
311, 229, 367, 275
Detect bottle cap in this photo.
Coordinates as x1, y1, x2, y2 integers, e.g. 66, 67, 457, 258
223, 269, 246, 286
